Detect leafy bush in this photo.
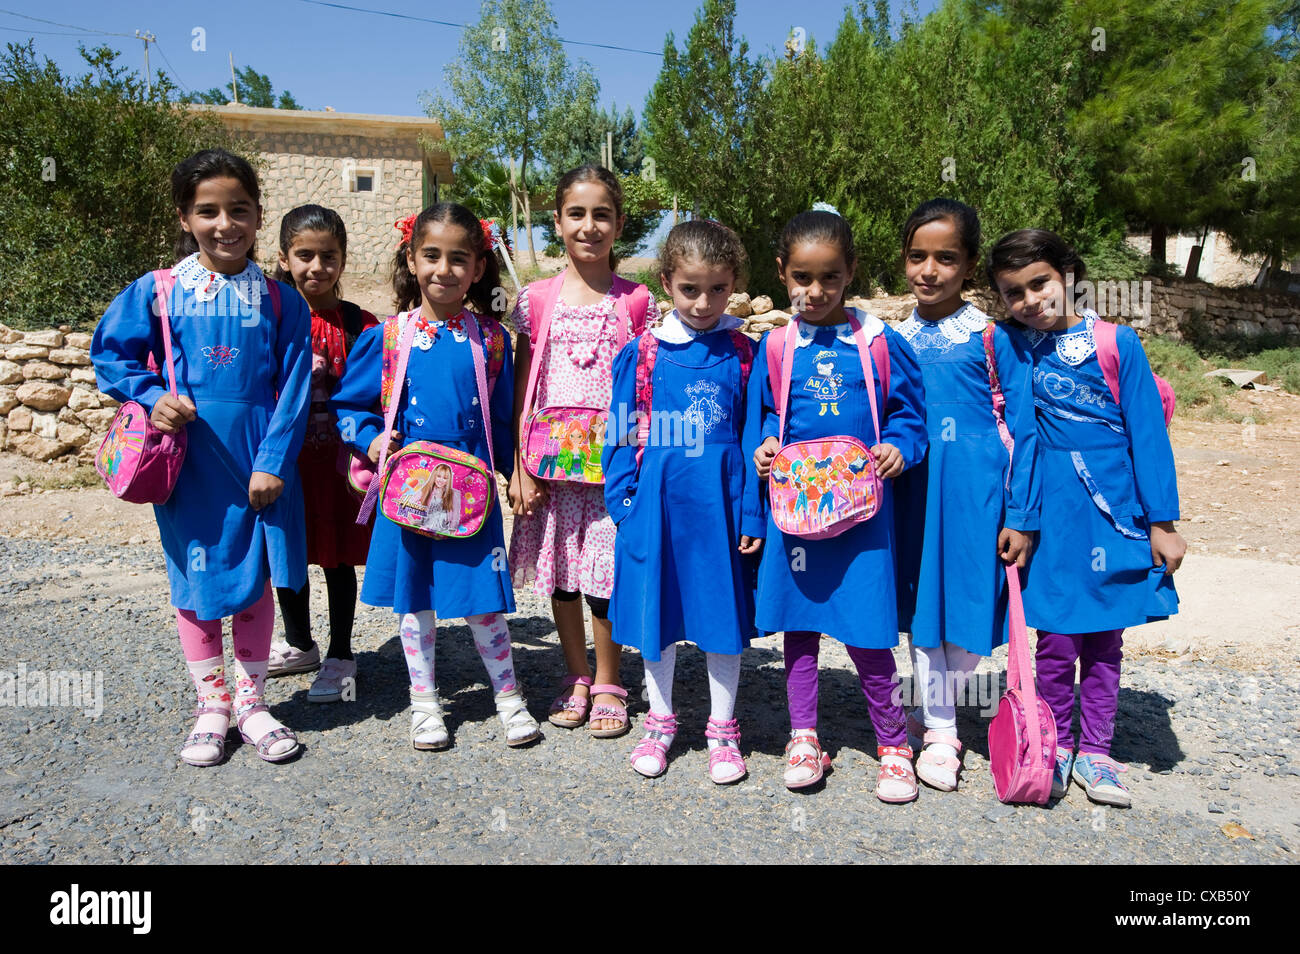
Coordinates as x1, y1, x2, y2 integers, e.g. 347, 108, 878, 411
0, 42, 252, 331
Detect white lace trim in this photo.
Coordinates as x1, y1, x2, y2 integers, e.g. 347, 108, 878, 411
897, 302, 990, 345
1020, 311, 1098, 365
172, 253, 267, 305
653, 310, 744, 343
794, 308, 884, 348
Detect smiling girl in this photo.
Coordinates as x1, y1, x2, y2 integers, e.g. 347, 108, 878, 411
92, 149, 312, 766
988, 228, 1185, 808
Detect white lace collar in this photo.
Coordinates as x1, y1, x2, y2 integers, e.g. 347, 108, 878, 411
652, 310, 745, 343
795, 308, 885, 348
172, 253, 267, 305
1023, 310, 1096, 365
897, 302, 990, 344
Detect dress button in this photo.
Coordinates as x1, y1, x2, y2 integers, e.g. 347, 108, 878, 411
622, 498, 631, 506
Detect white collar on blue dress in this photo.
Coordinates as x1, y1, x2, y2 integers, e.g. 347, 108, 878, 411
172, 253, 268, 305
794, 307, 885, 347
897, 301, 990, 344
1021, 309, 1097, 365
652, 310, 745, 343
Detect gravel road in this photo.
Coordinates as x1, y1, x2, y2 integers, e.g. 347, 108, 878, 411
0, 533, 1295, 865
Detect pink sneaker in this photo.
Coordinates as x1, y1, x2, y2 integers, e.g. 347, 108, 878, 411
308, 658, 356, 703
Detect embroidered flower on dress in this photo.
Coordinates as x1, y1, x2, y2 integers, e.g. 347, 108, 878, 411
202, 345, 240, 368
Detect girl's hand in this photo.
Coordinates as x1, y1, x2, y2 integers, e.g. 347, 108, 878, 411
997, 528, 1035, 568
738, 535, 763, 555
367, 430, 402, 464
870, 442, 904, 479
150, 394, 196, 435
1150, 521, 1186, 574
248, 472, 284, 511
754, 436, 781, 478
514, 470, 549, 516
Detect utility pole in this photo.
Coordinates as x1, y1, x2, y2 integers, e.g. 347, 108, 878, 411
134, 30, 156, 95
229, 52, 240, 104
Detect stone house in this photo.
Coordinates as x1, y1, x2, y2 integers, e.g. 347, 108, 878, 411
196, 104, 453, 282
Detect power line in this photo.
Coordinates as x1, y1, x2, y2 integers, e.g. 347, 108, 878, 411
0, 25, 98, 36
0, 8, 134, 38
294, 0, 662, 57
152, 39, 190, 92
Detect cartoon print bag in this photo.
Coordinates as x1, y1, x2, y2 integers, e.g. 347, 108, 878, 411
354, 309, 498, 539
95, 270, 189, 504
518, 272, 650, 484
767, 311, 885, 540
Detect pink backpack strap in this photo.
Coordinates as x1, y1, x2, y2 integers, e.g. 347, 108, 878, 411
611, 276, 652, 341
521, 272, 568, 422
727, 329, 755, 389
149, 270, 180, 398
1092, 318, 1122, 407
633, 332, 659, 470
868, 334, 890, 400
766, 324, 790, 421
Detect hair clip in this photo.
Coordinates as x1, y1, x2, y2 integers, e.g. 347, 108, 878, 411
394, 213, 417, 249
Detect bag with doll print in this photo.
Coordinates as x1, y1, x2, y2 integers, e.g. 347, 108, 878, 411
765, 310, 890, 540
519, 271, 650, 485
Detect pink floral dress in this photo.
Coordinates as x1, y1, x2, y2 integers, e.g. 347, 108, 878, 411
509, 289, 633, 599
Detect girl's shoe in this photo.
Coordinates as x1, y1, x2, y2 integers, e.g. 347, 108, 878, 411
1051, 747, 1075, 799
547, 674, 593, 728
588, 684, 630, 739
876, 745, 918, 803
180, 706, 230, 767
308, 658, 356, 704
410, 689, 450, 751
495, 688, 542, 747
267, 640, 320, 677
915, 731, 962, 792
705, 717, 747, 785
236, 704, 300, 763
784, 732, 832, 790
630, 711, 677, 778
1072, 753, 1131, 807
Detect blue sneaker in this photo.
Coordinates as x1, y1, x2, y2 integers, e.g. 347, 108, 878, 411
1072, 753, 1131, 807
1051, 747, 1075, 799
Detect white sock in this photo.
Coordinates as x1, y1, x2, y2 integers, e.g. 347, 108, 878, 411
635, 648, 677, 775
705, 652, 741, 739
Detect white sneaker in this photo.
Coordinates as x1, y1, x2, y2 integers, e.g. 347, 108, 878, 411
267, 640, 320, 677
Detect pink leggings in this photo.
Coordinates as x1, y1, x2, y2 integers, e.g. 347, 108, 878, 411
175, 580, 275, 663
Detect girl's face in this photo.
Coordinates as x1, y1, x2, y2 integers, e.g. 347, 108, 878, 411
905, 218, 975, 319
433, 469, 449, 490
778, 241, 854, 324
280, 229, 344, 306
993, 260, 1071, 332
661, 257, 735, 332
179, 176, 262, 275
554, 181, 624, 267
406, 221, 485, 318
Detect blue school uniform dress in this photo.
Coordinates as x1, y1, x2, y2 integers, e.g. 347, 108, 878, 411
892, 304, 1041, 655
602, 312, 763, 661
331, 310, 516, 618
751, 311, 928, 648
1013, 312, 1179, 633
92, 255, 312, 620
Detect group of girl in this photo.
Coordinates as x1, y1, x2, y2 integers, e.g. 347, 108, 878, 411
91, 148, 1184, 810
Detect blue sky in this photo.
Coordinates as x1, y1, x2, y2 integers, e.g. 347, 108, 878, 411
1, 0, 937, 116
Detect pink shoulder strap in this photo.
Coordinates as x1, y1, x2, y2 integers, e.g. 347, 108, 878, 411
1092, 318, 1122, 405
611, 276, 651, 337
149, 270, 180, 398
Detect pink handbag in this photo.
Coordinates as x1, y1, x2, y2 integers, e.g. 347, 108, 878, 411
766, 311, 887, 540
518, 272, 650, 485
95, 270, 188, 504
988, 563, 1057, 804
355, 309, 498, 539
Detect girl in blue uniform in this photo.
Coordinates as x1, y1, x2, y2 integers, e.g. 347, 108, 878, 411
989, 229, 1186, 807
92, 149, 312, 766
751, 207, 929, 801
332, 203, 540, 751
892, 199, 1040, 792
604, 220, 764, 784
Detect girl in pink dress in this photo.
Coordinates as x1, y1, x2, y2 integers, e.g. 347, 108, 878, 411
508, 165, 652, 737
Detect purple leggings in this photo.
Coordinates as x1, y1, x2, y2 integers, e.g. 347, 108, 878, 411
1035, 629, 1123, 755
784, 631, 906, 747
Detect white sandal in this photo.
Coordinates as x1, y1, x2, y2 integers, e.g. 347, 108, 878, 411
495, 688, 541, 747
916, 730, 963, 792
410, 689, 450, 751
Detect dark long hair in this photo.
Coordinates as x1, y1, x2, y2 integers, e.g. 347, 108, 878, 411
554, 164, 624, 270
274, 204, 348, 297
171, 149, 261, 259
392, 202, 503, 318
986, 228, 1087, 289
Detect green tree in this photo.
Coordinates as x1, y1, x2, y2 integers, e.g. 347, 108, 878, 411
424, 0, 597, 265
182, 64, 300, 109
0, 42, 252, 330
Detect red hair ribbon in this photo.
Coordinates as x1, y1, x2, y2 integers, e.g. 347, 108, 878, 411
480, 218, 499, 252
394, 213, 417, 249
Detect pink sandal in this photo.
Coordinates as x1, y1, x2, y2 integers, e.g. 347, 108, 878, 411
548, 674, 593, 728
916, 730, 963, 792
705, 717, 747, 784
180, 706, 230, 767
588, 684, 630, 739
784, 732, 832, 790
236, 704, 300, 763
629, 711, 677, 778
877, 744, 919, 803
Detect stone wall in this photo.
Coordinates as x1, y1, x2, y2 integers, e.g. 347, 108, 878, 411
1142, 277, 1300, 340
251, 131, 426, 283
